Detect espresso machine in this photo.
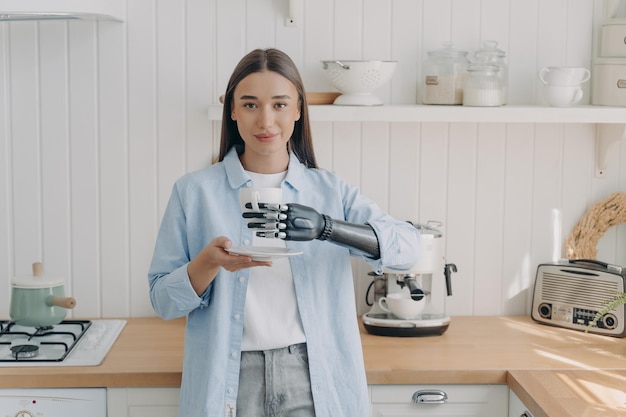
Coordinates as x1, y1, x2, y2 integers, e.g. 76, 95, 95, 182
362, 221, 457, 337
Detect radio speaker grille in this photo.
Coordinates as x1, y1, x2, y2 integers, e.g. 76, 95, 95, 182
540, 271, 622, 310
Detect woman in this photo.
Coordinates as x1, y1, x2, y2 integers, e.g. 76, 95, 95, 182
148, 48, 420, 417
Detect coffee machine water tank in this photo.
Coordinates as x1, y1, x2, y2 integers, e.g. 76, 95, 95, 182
384, 222, 443, 275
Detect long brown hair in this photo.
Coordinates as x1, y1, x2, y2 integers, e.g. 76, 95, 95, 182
218, 48, 318, 168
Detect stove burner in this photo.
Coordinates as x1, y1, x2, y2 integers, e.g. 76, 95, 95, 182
36, 326, 54, 331
10, 344, 39, 359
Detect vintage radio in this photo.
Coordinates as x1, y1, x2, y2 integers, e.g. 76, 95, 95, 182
531, 259, 626, 337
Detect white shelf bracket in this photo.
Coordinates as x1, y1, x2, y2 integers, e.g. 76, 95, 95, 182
285, 0, 298, 26
595, 123, 626, 178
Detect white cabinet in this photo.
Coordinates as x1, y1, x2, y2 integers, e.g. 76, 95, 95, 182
369, 384, 508, 417
508, 390, 534, 417
107, 387, 180, 417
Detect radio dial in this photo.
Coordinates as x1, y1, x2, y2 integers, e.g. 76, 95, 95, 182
538, 303, 551, 319
602, 313, 618, 330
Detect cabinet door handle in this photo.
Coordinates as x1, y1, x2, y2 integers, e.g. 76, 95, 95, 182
411, 389, 448, 404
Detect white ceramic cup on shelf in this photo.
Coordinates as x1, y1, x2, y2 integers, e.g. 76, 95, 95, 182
539, 66, 591, 86
543, 85, 584, 107
378, 292, 425, 320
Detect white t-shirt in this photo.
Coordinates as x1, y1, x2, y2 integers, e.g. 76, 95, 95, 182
240, 170, 306, 351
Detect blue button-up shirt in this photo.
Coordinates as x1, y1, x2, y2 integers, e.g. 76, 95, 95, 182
148, 148, 421, 417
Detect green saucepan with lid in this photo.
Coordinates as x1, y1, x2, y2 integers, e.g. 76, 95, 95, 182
10, 262, 76, 328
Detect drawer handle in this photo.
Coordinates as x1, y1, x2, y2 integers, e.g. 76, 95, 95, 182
412, 389, 448, 404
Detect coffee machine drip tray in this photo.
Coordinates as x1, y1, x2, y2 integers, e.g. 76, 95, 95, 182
362, 312, 450, 337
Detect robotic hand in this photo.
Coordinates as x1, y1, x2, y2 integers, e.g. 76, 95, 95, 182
242, 202, 381, 259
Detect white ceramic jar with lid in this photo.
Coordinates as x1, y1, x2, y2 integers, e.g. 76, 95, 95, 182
463, 64, 503, 107
422, 42, 469, 105
591, 57, 626, 106
474, 40, 508, 104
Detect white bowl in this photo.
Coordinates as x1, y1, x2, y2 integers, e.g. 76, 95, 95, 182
321, 60, 397, 106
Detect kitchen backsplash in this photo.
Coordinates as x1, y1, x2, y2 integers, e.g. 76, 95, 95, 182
0, 0, 624, 319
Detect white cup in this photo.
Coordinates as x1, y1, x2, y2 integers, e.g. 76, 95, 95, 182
239, 187, 282, 212
539, 66, 590, 86
378, 292, 425, 320
543, 85, 583, 107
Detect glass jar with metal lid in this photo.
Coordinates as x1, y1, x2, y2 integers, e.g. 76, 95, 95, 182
422, 42, 469, 105
474, 40, 508, 104
462, 64, 503, 107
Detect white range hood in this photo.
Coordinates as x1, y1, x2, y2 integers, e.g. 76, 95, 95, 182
0, 0, 123, 21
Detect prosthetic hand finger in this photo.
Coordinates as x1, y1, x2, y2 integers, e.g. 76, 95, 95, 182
256, 231, 287, 239
242, 212, 287, 220
247, 222, 279, 229
244, 202, 288, 211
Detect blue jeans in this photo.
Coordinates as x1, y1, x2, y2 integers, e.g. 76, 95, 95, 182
237, 343, 316, 417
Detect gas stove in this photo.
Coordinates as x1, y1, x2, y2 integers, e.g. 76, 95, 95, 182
0, 319, 126, 367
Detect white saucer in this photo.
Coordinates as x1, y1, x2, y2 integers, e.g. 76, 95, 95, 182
226, 246, 303, 261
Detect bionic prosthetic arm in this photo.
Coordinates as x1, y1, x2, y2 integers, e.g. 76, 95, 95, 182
243, 203, 381, 259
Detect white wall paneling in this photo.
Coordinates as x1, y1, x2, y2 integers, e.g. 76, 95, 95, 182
500, 124, 534, 315
390, 1, 421, 104
9, 22, 42, 297
0, 23, 10, 318
473, 124, 506, 316
445, 123, 478, 316
508, 0, 539, 105
127, 0, 159, 318
39, 22, 71, 294
99, 18, 129, 318
69, 20, 101, 319
1, 0, 625, 320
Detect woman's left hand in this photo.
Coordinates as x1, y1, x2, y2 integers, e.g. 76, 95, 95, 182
188, 236, 271, 295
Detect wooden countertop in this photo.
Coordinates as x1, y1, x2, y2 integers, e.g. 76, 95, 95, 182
361, 315, 626, 384
0, 317, 185, 388
361, 316, 626, 417
1, 316, 625, 416
507, 370, 626, 417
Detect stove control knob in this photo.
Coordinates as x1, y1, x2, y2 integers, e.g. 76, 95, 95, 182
15, 412, 34, 417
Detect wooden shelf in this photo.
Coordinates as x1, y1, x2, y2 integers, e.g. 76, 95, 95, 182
208, 103, 626, 177
208, 104, 626, 124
